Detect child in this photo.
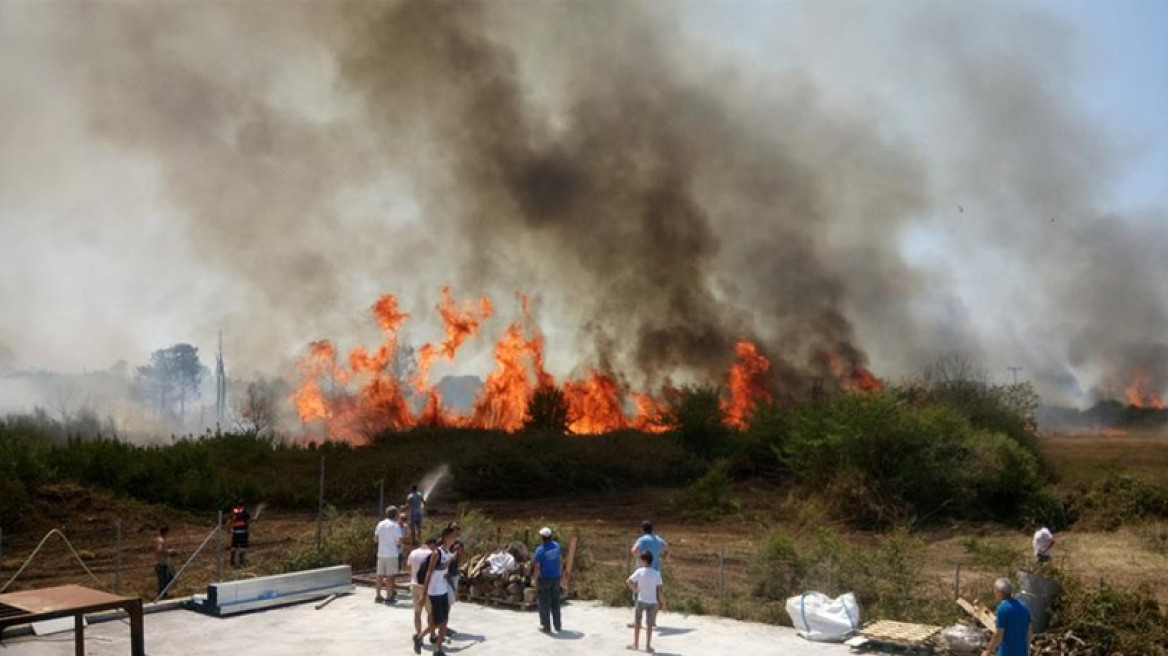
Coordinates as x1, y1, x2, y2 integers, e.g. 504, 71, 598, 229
626, 551, 665, 653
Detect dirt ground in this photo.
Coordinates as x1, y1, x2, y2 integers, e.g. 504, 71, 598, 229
4, 435, 1167, 611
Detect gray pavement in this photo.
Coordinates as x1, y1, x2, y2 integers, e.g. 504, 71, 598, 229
1, 592, 848, 655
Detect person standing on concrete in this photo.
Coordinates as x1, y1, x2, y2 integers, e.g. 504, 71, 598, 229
626, 551, 666, 653
228, 499, 251, 567
406, 484, 426, 544
983, 578, 1032, 656
416, 528, 455, 656
631, 521, 668, 573
154, 525, 177, 598
532, 526, 564, 634
408, 537, 436, 647
1032, 520, 1055, 564
397, 511, 411, 572
374, 504, 404, 603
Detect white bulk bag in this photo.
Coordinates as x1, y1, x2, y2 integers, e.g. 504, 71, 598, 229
785, 591, 861, 642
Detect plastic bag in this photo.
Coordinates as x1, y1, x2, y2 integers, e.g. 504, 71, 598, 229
940, 624, 988, 653
786, 591, 861, 642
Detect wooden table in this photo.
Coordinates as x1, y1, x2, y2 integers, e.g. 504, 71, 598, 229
0, 585, 145, 656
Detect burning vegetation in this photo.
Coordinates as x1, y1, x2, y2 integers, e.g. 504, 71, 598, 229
291, 289, 883, 443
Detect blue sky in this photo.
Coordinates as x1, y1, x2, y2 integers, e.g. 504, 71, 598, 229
683, 0, 1168, 213
1052, 0, 1168, 211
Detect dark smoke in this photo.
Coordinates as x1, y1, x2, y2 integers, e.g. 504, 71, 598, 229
1, 0, 1165, 405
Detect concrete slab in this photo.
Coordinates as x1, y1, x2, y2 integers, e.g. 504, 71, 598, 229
0, 592, 848, 656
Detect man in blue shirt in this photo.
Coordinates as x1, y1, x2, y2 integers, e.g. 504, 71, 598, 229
406, 485, 425, 544
532, 526, 563, 633
984, 578, 1032, 656
631, 521, 668, 571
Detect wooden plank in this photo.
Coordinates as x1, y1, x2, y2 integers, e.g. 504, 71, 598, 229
956, 597, 996, 632
562, 533, 579, 595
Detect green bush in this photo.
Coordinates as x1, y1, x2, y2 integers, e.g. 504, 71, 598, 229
668, 385, 731, 458
283, 508, 376, 572
1072, 475, 1168, 531
779, 393, 1043, 527
664, 460, 740, 521
1049, 570, 1168, 656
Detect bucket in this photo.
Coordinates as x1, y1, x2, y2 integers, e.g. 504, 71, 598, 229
1016, 571, 1061, 632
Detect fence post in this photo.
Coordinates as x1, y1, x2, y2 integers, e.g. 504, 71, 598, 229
316, 455, 325, 549
717, 548, 725, 605
216, 511, 224, 582
114, 520, 123, 594
954, 563, 961, 599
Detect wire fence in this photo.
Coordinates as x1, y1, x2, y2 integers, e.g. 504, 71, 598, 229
1, 509, 1087, 628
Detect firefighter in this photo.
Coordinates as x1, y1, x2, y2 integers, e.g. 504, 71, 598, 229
228, 499, 251, 566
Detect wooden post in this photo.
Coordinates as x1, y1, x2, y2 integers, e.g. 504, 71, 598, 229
127, 597, 145, 656
74, 613, 85, 656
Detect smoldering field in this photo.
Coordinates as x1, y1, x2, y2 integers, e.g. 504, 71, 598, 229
1, 0, 1166, 432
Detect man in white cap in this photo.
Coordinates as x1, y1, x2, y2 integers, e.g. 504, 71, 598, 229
532, 526, 564, 633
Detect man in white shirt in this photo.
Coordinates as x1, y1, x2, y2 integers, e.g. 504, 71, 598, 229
374, 505, 404, 603
408, 538, 436, 647
1032, 520, 1055, 564
626, 551, 666, 653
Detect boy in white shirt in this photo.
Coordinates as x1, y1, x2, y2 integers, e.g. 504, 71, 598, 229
626, 551, 666, 653
373, 505, 404, 603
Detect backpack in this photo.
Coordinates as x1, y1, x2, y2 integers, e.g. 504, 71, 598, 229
416, 549, 447, 584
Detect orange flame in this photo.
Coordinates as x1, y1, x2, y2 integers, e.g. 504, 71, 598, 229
291, 290, 885, 442
725, 340, 772, 429
564, 372, 629, 434
1124, 369, 1165, 409
824, 349, 885, 393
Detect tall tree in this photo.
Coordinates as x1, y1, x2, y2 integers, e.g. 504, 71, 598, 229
136, 343, 207, 421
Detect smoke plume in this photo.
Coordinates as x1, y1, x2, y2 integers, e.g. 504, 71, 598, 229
1, 0, 1165, 407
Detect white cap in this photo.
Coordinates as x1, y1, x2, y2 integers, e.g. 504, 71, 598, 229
539, 527, 552, 538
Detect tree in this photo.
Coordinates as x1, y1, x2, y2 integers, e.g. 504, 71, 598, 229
237, 379, 280, 437
136, 344, 207, 421
524, 385, 569, 434
668, 385, 730, 457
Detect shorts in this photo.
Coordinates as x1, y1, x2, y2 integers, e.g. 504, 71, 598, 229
634, 601, 658, 627
377, 557, 399, 576
1037, 553, 1052, 563
231, 530, 249, 548
410, 514, 423, 531
411, 584, 432, 612
429, 594, 451, 625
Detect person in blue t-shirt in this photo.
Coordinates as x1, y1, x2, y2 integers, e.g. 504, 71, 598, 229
984, 578, 1032, 656
532, 527, 564, 633
631, 521, 669, 572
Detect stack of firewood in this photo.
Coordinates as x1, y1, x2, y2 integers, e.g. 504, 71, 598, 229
1031, 631, 1090, 656
460, 542, 535, 605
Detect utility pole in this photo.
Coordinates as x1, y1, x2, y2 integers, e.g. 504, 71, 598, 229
215, 330, 227, 424
1006, 366, 1024, 385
